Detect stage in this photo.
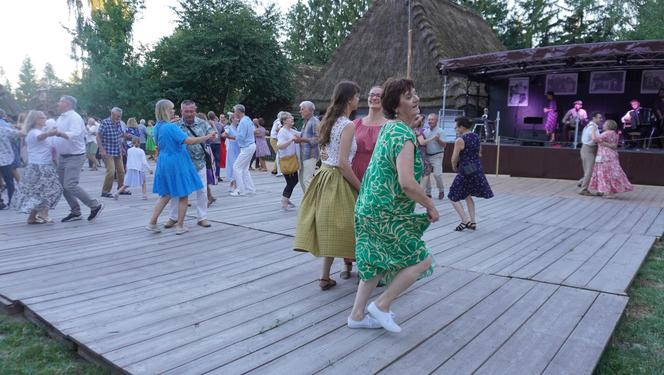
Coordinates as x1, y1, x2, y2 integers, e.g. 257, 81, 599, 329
450, 142, 664, 186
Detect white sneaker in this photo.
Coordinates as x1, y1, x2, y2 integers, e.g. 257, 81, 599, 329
368, 302, 401, 333
229, 190, 244, 197
276, 173, 283, 177
347, 314, 382, 329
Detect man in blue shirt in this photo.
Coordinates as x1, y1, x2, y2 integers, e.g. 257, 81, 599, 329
231, 104, 256, 196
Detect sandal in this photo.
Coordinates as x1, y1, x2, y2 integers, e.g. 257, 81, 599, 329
467, 222, 477, 230
319, 278, 337, 291
340, 263, 352, 280
36, 215, 54, 223
455, 222, 470, 231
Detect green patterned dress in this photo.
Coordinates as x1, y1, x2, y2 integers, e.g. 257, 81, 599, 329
355, 120, 434, 286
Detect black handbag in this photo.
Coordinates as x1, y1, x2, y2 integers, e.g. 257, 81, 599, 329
461, 163, 479, 176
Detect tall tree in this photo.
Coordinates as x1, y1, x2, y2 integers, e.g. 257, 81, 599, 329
285, 0, 371, 65
148, 0, 293, 115
70, 0, 153, 117
41, 63, 63, 87
455, 0, 511, 41
16, 57, 40, 108
624, 0, 664, 40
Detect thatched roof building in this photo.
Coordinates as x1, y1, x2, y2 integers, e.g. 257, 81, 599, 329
298, 0, 505, 113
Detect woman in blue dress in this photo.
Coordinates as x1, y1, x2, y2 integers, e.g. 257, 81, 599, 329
223, 116, 240, 192
147, 99, 216, 235
448, 116, 493, 231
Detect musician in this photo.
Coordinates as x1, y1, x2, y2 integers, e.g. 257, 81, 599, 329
653, 89, 664, 148
543, 91, 558, 143
562, 100, 588, 142
621, 99, 652, 148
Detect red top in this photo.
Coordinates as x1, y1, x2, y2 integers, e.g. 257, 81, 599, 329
351, 117, 384, 182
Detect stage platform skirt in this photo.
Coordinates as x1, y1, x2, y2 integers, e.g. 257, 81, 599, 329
294, 164, 357, 258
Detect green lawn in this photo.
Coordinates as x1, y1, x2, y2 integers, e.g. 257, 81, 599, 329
0, 313, 108, 375
595, 239, 664, 375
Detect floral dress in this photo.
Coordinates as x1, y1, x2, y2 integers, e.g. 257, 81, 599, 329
355, 121, 434, 286
589, 131, 633, 194
447, 132, 494, 202
544, 99, 558, 134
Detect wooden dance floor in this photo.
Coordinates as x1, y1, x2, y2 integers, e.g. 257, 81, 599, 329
1, 169, 663, 374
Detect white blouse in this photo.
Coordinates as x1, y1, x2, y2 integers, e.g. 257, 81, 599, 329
320, 117, 356, 167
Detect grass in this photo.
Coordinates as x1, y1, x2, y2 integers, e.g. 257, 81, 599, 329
0, 313, 109, 375
595, 239, 664, 375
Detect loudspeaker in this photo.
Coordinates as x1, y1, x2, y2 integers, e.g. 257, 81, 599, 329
518, 129, 548, 146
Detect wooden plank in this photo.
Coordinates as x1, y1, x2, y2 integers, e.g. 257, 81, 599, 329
586, 234, 655, 294
130, 268, 481, 374
473, 287, 598, 375
217, 274, 507, 375
628, 206, 661, 235
430, 283, 559, 374
562, 233, 630, 288
532, 231, 612, 285
373, 278, 535, 374
542, 293, 628, 375
646, 209, 664, 237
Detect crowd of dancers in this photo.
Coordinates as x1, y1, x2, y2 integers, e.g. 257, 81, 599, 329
0, 75, 638, 333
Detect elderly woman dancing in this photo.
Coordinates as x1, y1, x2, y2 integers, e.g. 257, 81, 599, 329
12, 111, 63, 224
348, 78, 439, 333
147, 99, 215, 234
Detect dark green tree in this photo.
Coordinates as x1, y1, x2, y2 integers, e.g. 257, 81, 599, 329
455, 0, 511, 41
623, 0, 664, 40
16, 57, 40, 108
285, 0, 371, 65
70, 0, 154, 118
147, 0, 293, 115
40, 63, 63, 87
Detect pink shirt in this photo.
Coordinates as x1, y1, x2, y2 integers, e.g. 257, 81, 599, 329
351, 117, 384, 182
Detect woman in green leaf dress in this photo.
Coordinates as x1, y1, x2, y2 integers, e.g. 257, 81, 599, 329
145, 120, 156, 159
347, 78, 439, 333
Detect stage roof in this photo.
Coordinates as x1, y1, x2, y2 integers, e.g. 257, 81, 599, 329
437, 40, 664, 81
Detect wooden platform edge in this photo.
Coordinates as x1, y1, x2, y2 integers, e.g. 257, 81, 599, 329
589, 295, 630, 375
15, 304, 127, 375
0, 293, 23, 315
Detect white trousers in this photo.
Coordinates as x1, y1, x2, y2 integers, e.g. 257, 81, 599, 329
169, 167, 207, 221
424, 152, 445, 194
299, 158, 317, 193
234, 144, 256, 194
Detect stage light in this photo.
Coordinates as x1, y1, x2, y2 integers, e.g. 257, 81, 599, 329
617, 55, 627, 65
479, 67, 488, 75
518, 62, 527, 70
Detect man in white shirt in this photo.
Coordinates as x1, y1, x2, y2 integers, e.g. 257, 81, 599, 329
85, 117, 99, 171
423, 113, 446, 199
579, 112, 601, 196
52, 95, 103, 222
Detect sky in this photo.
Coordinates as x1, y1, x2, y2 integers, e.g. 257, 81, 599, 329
0, 0, 297, 87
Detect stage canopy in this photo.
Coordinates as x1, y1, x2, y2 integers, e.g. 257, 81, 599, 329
437, 40, 664, 81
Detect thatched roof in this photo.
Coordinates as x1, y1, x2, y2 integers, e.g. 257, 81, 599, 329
0, 84, 21, 116
298, 0, 505, 109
